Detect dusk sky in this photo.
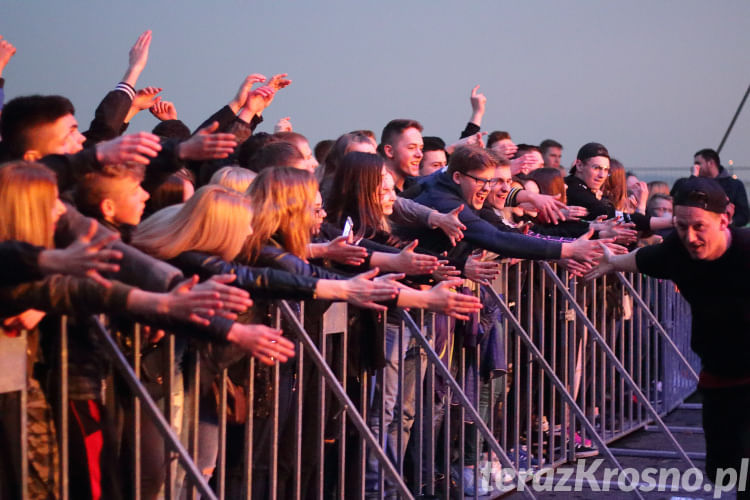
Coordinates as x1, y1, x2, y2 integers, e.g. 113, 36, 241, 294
3, 1, 749, 180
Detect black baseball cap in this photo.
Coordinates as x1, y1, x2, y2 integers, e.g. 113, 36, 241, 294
576, 142, 610, 162
671, 177, 729, 214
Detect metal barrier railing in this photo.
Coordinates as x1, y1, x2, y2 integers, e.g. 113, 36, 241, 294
0, 260, 698, 499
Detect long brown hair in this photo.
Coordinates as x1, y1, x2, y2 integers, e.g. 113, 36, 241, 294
324, 152, 388, 239
528, 167, 567, 204
241, 166, 317, 264
603, 158, 626, 211
0, 161, 58, 248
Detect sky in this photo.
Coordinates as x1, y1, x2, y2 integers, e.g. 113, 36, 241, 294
2, 1, 749, 180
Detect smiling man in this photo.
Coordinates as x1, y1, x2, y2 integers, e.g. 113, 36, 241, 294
588, 176, 750, 496
399, 145, 605, 266
379, 118, 424, 192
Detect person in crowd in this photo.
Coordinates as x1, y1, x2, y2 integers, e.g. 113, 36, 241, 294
587, 176, 750, 498
313, 138, 334, 165
209, 165, 256, 193
275, 131, 318, 172
540, 138, 563, 171
0, 160, 254, 500
419, 136, 448, 177
144, 167, 195, 216
693, 148, 749, 227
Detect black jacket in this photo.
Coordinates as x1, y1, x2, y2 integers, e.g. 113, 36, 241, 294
397, 171, 563, 263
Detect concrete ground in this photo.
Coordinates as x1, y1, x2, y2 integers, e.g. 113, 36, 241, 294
494, 392, 743, 500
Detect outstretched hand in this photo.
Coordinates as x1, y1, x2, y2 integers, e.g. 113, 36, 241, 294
464, 250, 500, 285
191, 274, 254, 320
426, 278, 482, 321
177, 121, 237, 160
344, 267, 399, 311
161, 275, 224, 326
395, 240, 439, 275
324, 235, 367, 266
583, 242, 616, 281
226, 323, 295, 365
431, 205, 466, 246
96, 132, 162, 165
38, 220, 122, 287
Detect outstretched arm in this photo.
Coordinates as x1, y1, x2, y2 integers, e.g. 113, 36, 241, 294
584, 243, 639, 280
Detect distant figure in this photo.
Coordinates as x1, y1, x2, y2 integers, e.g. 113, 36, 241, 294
694, 148, 749, 227
540, 138, 563, 171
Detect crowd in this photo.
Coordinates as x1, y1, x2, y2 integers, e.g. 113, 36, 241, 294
0, 30, 748, 500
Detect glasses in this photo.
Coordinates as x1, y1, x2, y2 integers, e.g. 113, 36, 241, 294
462, 172, 499, 188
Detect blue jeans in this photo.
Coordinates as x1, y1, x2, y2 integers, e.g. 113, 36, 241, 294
365, 322, 426, 497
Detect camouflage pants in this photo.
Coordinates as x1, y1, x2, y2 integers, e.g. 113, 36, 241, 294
0, 378, 59, 500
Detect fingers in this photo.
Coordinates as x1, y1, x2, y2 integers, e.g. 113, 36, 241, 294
377, 273, 406, 282
86, 270, 113, 288
89, 231, 121, 253
198, 121, 220, 135
450, 204, 465, 217
471, 85, 479, 97
176, 274, 201, 292
403, 239, 418, 252
355, 267, 380, 280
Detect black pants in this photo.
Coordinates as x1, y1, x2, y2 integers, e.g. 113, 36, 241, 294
702, 385, 750, 498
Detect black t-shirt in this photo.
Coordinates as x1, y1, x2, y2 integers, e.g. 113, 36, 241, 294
635, 227, 750, 377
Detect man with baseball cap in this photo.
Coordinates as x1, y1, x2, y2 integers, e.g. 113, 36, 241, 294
565, 142, 613, 219
588, 176, 750, 496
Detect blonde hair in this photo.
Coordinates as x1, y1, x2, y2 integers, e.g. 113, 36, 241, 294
241, 167, 317, 264
133, 185, 252, 261
209, 165, 257, 193
0, 161, 58, 248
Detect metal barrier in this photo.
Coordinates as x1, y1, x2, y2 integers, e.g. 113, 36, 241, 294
0, 260, 698, 499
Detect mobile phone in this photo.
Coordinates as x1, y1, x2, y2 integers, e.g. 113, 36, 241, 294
342, 216, 353, 238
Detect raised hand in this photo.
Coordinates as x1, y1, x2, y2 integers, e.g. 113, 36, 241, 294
238, 85, 276, 121
511, 152, 539, 176
125, 86, 163, 123
446, 132, 488, 154
149, 100, 178, 121
0, 35, 17, 77
96, 131, 162, 165
274, 116, 293, 133
38, 220, 122, 287
228, 73, 267, 113
177, 121, 237, 160
470, 84, 487, 126
122, 30, 152, 87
